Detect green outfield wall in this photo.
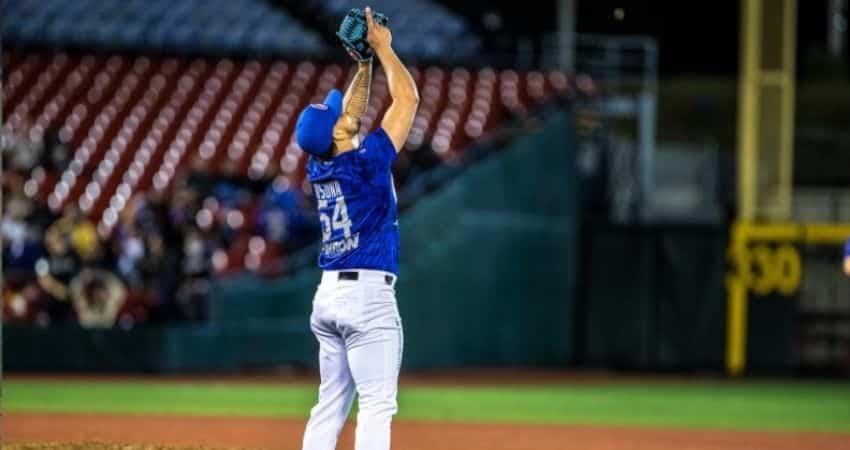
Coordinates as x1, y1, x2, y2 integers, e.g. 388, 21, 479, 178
575, 224, 729, 370
575, 222, 803, 373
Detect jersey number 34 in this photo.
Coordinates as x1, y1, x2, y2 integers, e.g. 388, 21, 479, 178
319, 197, 353, 242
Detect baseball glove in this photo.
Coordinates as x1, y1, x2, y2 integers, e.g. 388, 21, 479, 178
336, 8, 389, 62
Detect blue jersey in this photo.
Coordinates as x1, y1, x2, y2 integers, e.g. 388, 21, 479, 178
845, 238, 850, 259
307, 128, 399, 274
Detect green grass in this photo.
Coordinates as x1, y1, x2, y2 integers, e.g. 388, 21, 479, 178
3, 379, 850, 433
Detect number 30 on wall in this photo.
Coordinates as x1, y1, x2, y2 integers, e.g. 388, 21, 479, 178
729, 244, 802, 296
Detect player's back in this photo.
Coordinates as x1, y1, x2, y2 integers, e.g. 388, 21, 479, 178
307, 128, 399, 274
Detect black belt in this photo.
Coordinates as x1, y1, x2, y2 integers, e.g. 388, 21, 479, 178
338, 271, 395, 285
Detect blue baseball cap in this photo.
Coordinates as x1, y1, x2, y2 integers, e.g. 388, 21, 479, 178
295, 89, 344, 158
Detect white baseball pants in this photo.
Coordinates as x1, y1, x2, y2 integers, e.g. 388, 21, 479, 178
302, 269, 403, 450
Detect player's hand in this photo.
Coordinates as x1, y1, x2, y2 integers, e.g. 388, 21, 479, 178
365, 6, 391, 51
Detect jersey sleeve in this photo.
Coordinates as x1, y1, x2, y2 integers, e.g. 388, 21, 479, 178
360, 128, 398, 172
845, 238, 850, 258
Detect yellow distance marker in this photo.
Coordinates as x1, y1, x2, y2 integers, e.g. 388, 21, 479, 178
725, 221, 850, 375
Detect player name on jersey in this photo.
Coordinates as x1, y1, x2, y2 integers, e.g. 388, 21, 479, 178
323, 234, 360, 257
315, 180, 361, 258
314, 180, 343, 201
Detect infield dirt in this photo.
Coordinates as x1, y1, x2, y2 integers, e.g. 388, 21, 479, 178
5, 412, 850, 450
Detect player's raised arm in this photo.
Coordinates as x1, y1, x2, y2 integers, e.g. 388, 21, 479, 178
333, 58, 372, 153
365, 6, 419, 152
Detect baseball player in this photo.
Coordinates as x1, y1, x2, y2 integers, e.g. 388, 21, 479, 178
843, 237, 850, 277
296, 7, 418, 450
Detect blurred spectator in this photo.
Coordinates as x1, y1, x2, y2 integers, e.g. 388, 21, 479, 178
135, 189, 183, 249
35, 229, 80, 324
116, 229, 146, 288
257, 175, 317, 250
171, 181, 202, 233
41, 127, 71, 172
3, 282, 48, 326
127, 186, 208, 321
70, 269, 127, 329
6, 118, 44, 172
177, 228, 214, 321
2, 190, 43, 271
141, 230, 182, 322
51, 206, 100, 263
